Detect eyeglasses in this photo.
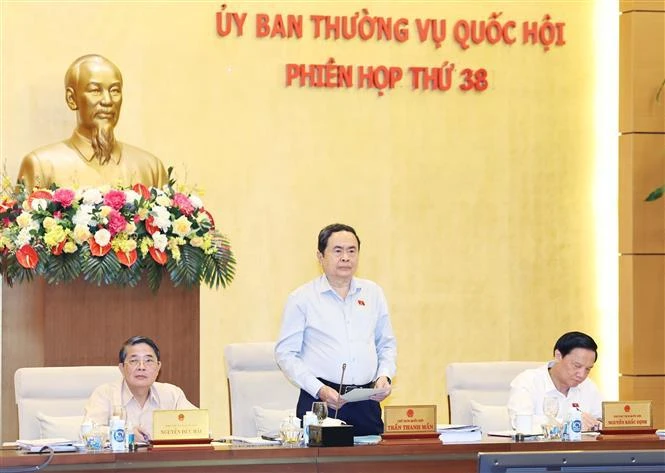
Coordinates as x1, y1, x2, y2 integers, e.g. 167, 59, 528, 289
125, 358, 158, 369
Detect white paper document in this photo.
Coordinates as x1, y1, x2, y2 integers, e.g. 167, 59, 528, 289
340, 387, 390, 402
217, 436, 280, 446
16, 438, 80, 453
436, 424, 480, 433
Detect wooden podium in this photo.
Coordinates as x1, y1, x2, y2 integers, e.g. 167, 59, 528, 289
1, 277, 200, 442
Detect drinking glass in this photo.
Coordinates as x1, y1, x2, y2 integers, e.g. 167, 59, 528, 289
111, 405, 127, 422
543, 397, 559, 420
542, 396, 561, 439
279, 415, 302, 447
311, 402, 328, 425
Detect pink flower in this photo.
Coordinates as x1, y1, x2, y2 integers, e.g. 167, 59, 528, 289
103, 190, 126, 210
52, 188, 76, 208
172, 193, 195, 216
107, 210, 127, 235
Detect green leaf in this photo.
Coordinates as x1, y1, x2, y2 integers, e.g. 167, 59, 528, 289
166, 244, 204, 288
201, 233, 236, 289
645, 185, 665, 202
41, 250, 82, 285
4, 253, 36, 285
80, 247, 122, 286
142, 258, 165, 293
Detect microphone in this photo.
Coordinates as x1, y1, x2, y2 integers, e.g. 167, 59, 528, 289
334, 363, 347, 419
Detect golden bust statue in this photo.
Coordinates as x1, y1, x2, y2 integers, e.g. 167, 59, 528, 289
17, 54, 167, 190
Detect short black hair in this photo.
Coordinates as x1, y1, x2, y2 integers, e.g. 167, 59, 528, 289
119, 335, 161, 363
553, 331, 598, 362
317, 223, 360, 253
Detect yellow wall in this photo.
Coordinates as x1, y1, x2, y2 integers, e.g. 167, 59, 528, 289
0, 1, 618, 435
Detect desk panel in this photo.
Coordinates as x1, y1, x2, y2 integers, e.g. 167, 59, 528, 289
1, 437, 663, 473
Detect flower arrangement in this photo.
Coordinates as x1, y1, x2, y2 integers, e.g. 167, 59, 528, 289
0, 169, 235, 291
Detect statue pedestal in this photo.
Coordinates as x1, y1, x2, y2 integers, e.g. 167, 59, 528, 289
1, 278, 199, 442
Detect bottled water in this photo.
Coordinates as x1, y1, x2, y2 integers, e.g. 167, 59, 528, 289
110, 417, 126, 452
302, 411, 317, 446
568, 403, 583, 441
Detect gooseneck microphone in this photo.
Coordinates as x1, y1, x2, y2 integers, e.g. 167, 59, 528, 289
334, 363, 347, 419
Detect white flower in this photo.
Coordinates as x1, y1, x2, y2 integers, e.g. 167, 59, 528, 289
16, 211, 35, 229
72, 204, 95, 226
16, 227, 33, 247
73, 224, 92, 244
152, 232, 168, 251
151, 206, 172, 231
30, 198, 48, 211
124, 189, 141, 204
93, 228, 111, 247
172, 216, 192, 237
81, 188, 103, 205
156, 194, 171, 207
189, 194, 203, 209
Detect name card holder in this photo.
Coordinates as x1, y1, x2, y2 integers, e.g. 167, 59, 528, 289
151, 409, 212, 448
382, 405, 439, 439
600, 401, 656, 436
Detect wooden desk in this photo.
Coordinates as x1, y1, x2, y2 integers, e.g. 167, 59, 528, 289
1, 437, 663, 473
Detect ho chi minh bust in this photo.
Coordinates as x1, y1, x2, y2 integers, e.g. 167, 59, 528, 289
17, 54, 168, 190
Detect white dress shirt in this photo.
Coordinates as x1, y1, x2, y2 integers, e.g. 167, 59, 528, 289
84, 379, 196, 438
275, 275, 397, 398
507, 361, 603, 427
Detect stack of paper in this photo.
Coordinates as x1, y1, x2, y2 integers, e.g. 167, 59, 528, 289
216, 435, 281, 446
437, 424, 482, 443
16, 438, 79, 453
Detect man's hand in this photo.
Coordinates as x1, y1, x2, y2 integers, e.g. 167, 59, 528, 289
317, 385, 346, 411
135, 425, 150, 442
370, 376, 392, 401
581, 411, 601, 431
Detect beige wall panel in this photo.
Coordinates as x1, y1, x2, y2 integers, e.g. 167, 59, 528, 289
619, 134, 665, 253
619, 375, 665, 428
619, 255, 665, 375
620, 0, 665, 12
619, 11, 665, 133
0, 0, 616, 436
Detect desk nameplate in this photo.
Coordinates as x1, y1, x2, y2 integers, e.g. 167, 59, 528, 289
602, 401, 653, 431
153, 409, 209, 442
384, 405, 437, 435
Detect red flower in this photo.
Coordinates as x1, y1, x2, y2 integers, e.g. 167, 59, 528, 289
51, 240, 66, 256
115, 249, 137, 267
88, 238, 111, 257
173, 193, 195, 216
103, 190, 126, 210
0, 197, 16, 213
26, 189, 53, 208
107, 210, 127, 235
145, 216, 159, 235
149, 246, 168, 265
132, 183, 151, 200
16, 244, 39, 269
52, 188, 76, 208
